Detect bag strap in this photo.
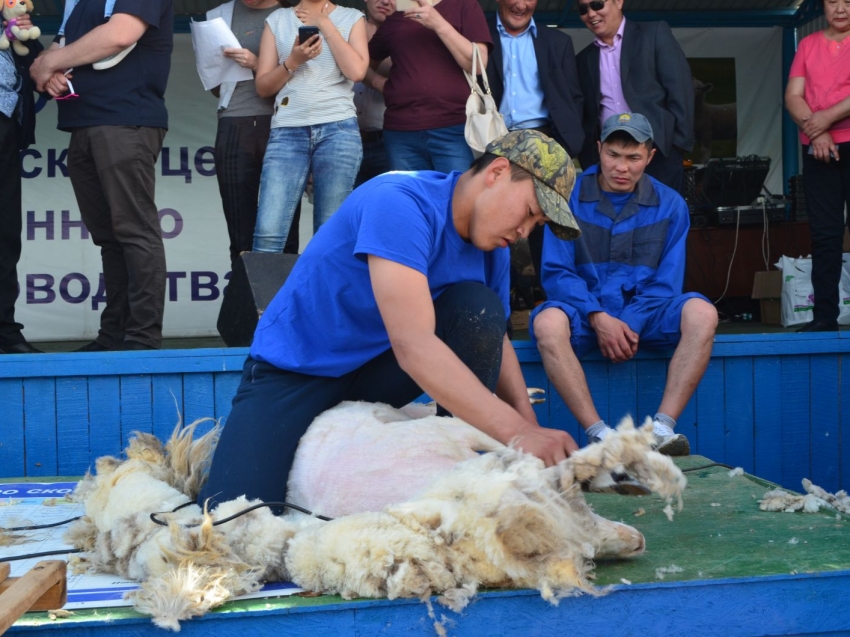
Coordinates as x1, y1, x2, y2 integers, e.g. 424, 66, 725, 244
463, 43, 493, 96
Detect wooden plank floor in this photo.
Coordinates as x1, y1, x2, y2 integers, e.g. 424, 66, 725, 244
24, 321, 850, 353
2, 331, 849, 493
7, 458, 850, 636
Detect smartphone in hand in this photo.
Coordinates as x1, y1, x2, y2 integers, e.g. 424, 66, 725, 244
298, 26, 320, 44
396, 0, 432, 11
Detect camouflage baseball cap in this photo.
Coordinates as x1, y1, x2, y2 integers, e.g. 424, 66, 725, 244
485, 130, 580, 240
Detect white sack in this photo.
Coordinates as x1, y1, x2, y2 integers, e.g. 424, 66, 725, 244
775, 255, 850, 326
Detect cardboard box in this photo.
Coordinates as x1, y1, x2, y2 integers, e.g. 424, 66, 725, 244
510, 310, 530, 332
752, 271, 783, 325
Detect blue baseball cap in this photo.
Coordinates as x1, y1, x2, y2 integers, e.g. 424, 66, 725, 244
600, 112, 654, 144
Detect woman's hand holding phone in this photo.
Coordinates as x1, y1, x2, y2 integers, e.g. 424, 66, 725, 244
291, 32, 322, 66
292, 1, 332, 65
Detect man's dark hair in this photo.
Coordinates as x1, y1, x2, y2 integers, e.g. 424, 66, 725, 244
602, 130, 654, 151
469, 153, 534, 182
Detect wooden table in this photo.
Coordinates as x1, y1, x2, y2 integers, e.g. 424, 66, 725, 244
685, 221, 811, 300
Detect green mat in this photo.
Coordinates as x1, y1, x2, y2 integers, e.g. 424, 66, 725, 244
9, 458, 850, 628
586, 456, 850, 586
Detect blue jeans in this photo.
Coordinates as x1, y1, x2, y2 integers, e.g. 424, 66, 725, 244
253, 118, 362, 253
383, 123, 473, 173
198, 282, 506, 510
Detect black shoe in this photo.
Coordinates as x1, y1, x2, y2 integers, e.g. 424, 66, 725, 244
121, 340, 158, 351
73, 341, 114, 352
796, 320, 838, 333
0, 341, 44, 354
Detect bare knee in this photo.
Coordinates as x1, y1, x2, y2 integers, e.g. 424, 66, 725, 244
533, 308, 573, 355
680, 298, 718, 342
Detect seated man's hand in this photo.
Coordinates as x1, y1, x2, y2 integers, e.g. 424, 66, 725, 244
512, 426, 578, 466
589, 312, 639, 363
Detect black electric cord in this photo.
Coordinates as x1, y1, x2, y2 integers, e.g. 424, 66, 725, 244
1, 516, 83, 532
1, 500, 332, 565
681, 462, 737, 473
149, 500, 333, 527
0, 548, 83, 564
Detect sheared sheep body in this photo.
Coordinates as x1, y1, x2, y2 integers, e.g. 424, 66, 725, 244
286, 401, 503, 517
65, 402, 686, 631
287, 449, 604, 610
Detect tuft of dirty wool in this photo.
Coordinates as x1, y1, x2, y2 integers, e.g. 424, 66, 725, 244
759, 480, 850, 515
655, 565, 684, 580
728, 467, 744, 477
47, 609, 75, 620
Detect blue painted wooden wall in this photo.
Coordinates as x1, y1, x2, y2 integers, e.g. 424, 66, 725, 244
1, 332, 848, 493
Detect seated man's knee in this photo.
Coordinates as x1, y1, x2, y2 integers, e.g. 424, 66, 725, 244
681, 298, 719, 340
533, 308, 573, 353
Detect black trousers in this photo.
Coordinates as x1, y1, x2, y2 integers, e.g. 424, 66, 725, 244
214, 115, 300, 266
803, 143, 850, 324
354, 130, 390, 188
68, 125, 167, 349
198, 281, 507, 510
0, 113, 24, 346
645, 146, 685, 195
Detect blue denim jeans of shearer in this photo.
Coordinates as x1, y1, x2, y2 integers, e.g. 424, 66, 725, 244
253, 118, 362, 252
198, 281, 507, 511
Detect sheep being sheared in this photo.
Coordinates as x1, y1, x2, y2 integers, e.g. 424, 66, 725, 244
65, 402, 686, 631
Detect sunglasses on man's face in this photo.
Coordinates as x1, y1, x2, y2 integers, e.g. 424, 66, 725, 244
578, 0, 607, 15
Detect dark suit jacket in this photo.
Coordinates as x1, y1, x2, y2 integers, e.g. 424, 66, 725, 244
485, 17, 584, 158
576, 19, 693, 168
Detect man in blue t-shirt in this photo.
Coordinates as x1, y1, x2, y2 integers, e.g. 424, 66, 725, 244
200, 130, 582, 508
30, 0, 173, 351
532, 113, 718, 457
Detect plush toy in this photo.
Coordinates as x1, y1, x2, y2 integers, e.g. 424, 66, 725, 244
0, 0, 41, 57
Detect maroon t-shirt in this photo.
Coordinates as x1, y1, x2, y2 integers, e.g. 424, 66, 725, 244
368, 0, 492, 131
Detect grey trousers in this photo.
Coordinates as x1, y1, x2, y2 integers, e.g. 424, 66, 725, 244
68, 125, 167, 348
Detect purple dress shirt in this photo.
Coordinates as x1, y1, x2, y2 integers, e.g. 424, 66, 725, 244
595, 18, 631, 127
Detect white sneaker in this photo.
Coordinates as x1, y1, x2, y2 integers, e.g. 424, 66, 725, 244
653, 432, 690, 457
93, 42, 137, 70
